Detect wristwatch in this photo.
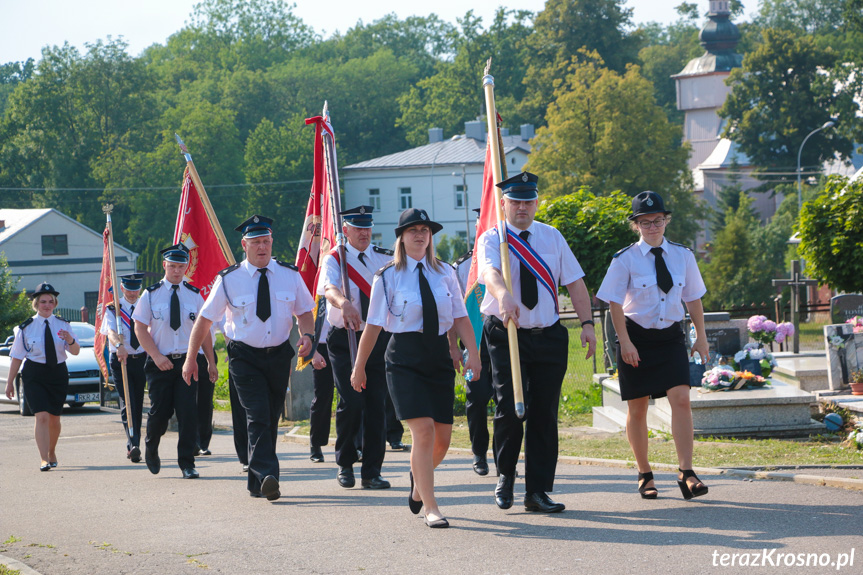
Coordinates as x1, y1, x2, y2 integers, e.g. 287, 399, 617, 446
580, 320, 595, 328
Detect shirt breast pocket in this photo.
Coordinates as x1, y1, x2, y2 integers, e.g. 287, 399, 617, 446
28, 338, 44, 358
183, 303, 197, 324
392, 291, 418, 316
275, 291, 295, 318
151, 304, 167, 322
231, 294, 255, 324
432, 285, 452, 308
633, 275, 659, 305
671, 274, 686, 298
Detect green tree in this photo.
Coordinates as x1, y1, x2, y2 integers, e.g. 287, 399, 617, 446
434, 234, 469, 264
719, 28, 863, 171
534, 188, 632, 294
0, 253, 32, 338
798, 176, 863, 293
754, 0, 847, 35
0, 58, 34, 115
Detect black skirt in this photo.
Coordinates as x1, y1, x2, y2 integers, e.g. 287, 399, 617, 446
22, 360, 69, 415
384, 332, 455, 424
617, 319, 689, 401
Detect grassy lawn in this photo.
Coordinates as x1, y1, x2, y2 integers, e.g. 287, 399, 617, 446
284, 414, 863, 468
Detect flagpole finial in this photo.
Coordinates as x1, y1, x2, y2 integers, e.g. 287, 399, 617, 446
322, 101, 329, 119
175, 133, 189, 154
484, 58, 492, 76
102, 204, 113, 214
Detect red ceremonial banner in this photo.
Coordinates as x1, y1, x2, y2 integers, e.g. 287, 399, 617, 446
466, 137, 502, 291
94, 227, 113, 381
173, 167, 230, 299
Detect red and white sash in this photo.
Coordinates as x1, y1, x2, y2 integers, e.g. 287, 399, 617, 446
503, 226, 559, 314
329, 249, 373, 298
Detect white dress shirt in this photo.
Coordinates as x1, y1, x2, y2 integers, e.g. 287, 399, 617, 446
366, 255, 467, 335
317, 243, 393, 330
100, 296, 146, 354
596, 237, 706, 330
132, 279, 205, 355
200, 258, 315, 348
477, 221, 584, 329
11, 314, 74, 364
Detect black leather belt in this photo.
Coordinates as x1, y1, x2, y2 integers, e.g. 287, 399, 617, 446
169, 353, 186, 360
231, 340, 288, 354
112, 352, 146, 359
490, 316, 559, 335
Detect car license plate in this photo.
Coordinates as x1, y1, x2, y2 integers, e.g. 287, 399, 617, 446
75, 393, 100, 403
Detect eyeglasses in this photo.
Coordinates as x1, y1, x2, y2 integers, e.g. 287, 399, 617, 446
637, 217, 668, 229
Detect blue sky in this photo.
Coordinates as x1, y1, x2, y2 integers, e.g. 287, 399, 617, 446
0, 0, 725, 64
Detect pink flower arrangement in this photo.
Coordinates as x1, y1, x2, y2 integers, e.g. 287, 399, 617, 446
747, 315, 794, 345
847, 316, 863, 334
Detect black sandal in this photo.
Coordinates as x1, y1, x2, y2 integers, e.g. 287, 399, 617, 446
637, 471, 658, 499
677, 469, 708, 500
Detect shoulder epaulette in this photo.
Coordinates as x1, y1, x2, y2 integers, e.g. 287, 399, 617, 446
107, 304, 116, 312
372, 245, 394, 256
18, 317, 33, 330
183, 281, 200, 293
454, 250, 473, 266
276, 260, 298, 271
54, 315, 67, 322
219, 263, 241, 277
613, 243, 636, 258
146, 280, 163, 292
667, 240, 693, 252
375, 261, 395, 277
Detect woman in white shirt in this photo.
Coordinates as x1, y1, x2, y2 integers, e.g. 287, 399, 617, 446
351, 208, 480, 528
596, 192, 710, 501
5, 283, 80, 471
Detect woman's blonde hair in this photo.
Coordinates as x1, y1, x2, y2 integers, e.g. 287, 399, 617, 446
31, 293, 58, 311
393, 225, 443, 273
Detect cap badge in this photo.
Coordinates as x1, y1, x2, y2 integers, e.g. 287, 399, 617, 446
253, 216, 259, 223
646, 197, 654, 207
420, 212, 427, 220
359, 206, 366, 215
521, 173, 528, 182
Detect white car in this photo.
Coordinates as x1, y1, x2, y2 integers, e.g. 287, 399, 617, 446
0, 321, 110, 416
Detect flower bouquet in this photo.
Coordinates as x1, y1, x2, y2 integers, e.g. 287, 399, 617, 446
747, 315, 795, 345
846, 421, 863, 450
734, 370, 769, 388
847, 316, 863, 334
701, 365, 738, 391
733, 343, 778, 377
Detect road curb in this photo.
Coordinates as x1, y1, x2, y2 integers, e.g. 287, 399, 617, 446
282, 427, 863, 492
0, 553, 43, 575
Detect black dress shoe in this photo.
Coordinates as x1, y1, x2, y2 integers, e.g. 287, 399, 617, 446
310, 445, 324, 463
408, 471, 423, 515
472, 455, 489, 476
48, 461, 58, 468
40, 463, 51, 472
495, 474, 514, 509
182, 468, 199, 479
261, 475, 280, 501
361, 476, 391, 489
197, 448, 211, 456
145, 445, 160, 475
242, 464, 250, 473
249, 490, 264, 498
389, 440, 406, 451
524, 492, 565, 513
338, 466, 355, 488
129, 446, 141, 463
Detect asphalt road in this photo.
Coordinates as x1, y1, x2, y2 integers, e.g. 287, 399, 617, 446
1, 404, 861, 575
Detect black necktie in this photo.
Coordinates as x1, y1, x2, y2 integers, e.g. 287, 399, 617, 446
257, 268, 271, 321
170, 285, 181, 331
650, 247, 673, 294
128, 305, 139, 349
519, 231, 538, 310
417, 262, 438, 345
44, 319, 57, 367
357, 252, 369, 321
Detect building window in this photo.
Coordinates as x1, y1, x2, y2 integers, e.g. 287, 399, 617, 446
454, 184, 466, 209
368, 188, 380, 210
41, 235, 68, 256
399, 187, 412, 210
371, 233, 383, 244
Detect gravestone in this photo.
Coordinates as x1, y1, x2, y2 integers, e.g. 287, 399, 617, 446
830, 294, 863, 325
824, 324, 863, 390
686, 313, 748, 367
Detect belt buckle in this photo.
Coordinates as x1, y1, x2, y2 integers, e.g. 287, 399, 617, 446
170, 353, 183, 359
530, 327, 544, 336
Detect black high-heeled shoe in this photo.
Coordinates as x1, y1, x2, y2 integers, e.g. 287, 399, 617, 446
408, 471, 423, 515
637, 471, 658, 499
677, 469, 708, 500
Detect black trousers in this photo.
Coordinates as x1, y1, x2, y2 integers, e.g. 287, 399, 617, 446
196, 354, 214, 451
309, 343, 335, 448
227, 363, 248, 466
328, 327, 389, 479
110, 352, 147, 451
464, 335, 494, 459
144, 354, 198, 470
484, 317, 568, 494
385, 390, 404, 445
228, 339, 294, 493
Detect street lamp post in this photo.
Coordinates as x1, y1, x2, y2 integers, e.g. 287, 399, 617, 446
796, 120, 836, 212
453, 164, 470, 245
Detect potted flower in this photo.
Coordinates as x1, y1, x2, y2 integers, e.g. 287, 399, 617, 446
747, 315, 795, 346
846, 316, 863, 334
850, 370, 863, 396
733, 343, 778, 377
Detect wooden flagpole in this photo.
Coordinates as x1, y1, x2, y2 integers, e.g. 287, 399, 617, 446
102, 204, 135, 436
174, 134, 236, 266
482, 60, 525, 419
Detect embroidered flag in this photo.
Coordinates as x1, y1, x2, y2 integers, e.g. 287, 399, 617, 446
94, 226, 113, 382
